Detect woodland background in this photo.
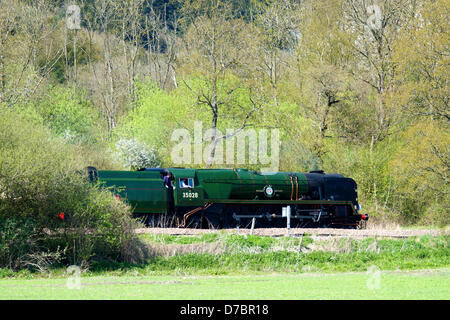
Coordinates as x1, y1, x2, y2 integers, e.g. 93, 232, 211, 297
0, 0, 448, 233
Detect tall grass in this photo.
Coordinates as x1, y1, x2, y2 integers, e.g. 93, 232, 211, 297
0, 234, 447, 278
77, 234, 449, 276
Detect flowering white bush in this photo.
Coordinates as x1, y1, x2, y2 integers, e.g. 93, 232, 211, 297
115, 138, 161, 170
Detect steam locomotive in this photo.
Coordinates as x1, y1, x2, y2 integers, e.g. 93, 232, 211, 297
87, 167, 368, 229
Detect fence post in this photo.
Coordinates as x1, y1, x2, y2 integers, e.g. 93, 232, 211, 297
287, 206, 291, 237
298, 234, 303, 252
250, 217, 256, 235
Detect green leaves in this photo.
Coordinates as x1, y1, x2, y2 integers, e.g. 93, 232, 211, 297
36, 85, 101, 144
0, 109, 139, 269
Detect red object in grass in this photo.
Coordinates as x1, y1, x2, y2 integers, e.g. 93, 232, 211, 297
57, 212, 64, 220
116, 194, 120, 200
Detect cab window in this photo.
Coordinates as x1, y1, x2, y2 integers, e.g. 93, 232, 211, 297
179, 178, 194, 188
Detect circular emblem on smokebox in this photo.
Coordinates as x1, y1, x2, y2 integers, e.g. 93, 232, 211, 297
264, 185, 275, 197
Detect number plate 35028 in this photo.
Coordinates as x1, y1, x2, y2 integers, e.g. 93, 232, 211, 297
182, 192, 199, 199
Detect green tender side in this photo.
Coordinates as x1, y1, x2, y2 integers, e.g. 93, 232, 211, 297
97, 170, 167, 214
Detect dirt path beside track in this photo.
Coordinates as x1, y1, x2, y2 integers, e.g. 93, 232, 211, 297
136, 227, 449, 238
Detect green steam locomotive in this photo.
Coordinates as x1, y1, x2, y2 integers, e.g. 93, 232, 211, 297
87, 167, 368, 229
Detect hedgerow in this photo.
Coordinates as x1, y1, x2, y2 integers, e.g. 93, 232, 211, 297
0, 109, 147, 270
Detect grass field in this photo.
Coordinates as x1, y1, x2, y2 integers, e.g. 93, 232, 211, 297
1, 268, 449, 299
90, 234, 450, 275
1, 234, 448, 299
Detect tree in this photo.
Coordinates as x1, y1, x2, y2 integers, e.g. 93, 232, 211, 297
342, 0, 419, 141
390, 120, 449, 225
255, 0, 301, 104
143, 4, 180, 90
0, 0, 63, 105
178, 0, 263, 166
293, 0, 355, 158
117, 0, 145, 106
392, 0, 449, 123
81, 0, 129, 136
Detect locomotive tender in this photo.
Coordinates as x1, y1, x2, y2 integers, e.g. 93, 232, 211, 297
88, 167, 368, 229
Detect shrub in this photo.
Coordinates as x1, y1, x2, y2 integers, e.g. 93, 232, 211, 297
0, 109, 145, 270
114, 138, 161, 170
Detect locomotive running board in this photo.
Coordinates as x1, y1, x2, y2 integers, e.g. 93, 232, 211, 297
204, 199, 354, 206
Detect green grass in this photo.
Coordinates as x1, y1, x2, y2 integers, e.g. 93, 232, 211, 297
117, 235, 448, 275
137, 232, 314, 247
1, 235, 448, 278
1, 235, 448, 299
1, 269, 449, 299
138, 233, 221, 244
400, 224, 450, 230
138, 232, 312, 248
137, 248, 447, 275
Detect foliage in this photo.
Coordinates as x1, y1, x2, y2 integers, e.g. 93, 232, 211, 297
392, 0, 449, 122
0, 109, 144, 270
390, 121, 449, 225
113, 81, 195, 166
34, 85, 101, 143
0, 0, 448, 246
114, 138, 162, 170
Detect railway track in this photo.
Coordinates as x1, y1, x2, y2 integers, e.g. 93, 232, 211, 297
136, 227, 449, 238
